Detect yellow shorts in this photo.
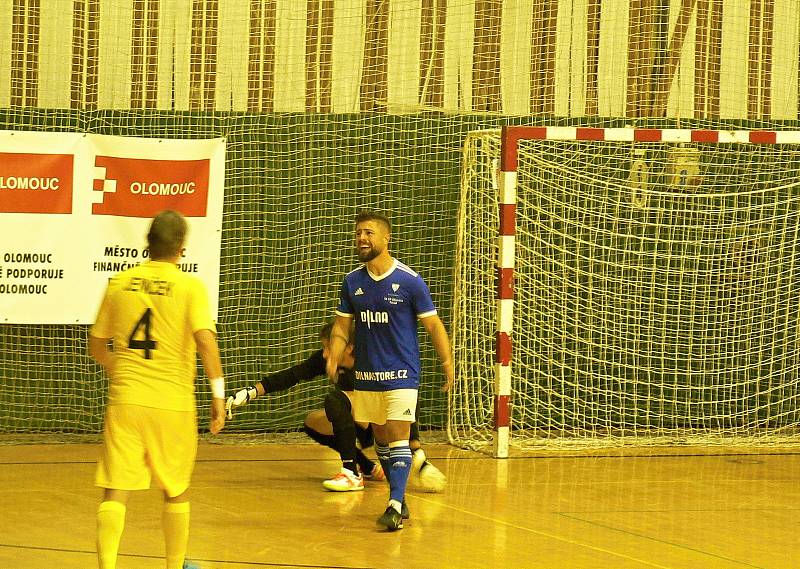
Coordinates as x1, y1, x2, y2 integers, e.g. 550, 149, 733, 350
95, 404, 198, 497
351, 389, 418, 425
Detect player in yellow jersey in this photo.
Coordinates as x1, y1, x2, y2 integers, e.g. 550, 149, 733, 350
89, 210, 226, 569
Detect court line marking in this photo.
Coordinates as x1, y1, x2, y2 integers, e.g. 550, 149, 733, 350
0, 542, 373, 569
557, 512, 767, 569
560, 506, 800, 513
3, 449, 799, 466
409, 494, 675, 569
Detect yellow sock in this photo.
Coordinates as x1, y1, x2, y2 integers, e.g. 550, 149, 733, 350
97, 501, 126, 569
163, 501, 190, 569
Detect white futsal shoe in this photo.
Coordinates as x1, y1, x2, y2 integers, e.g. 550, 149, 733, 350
322, 468, 365, 492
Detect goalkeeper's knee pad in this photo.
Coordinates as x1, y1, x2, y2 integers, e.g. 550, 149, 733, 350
355, 423, 374, 449
324, 390, 352, 426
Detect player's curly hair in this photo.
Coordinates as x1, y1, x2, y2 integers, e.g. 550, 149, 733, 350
147, 209, 187, 260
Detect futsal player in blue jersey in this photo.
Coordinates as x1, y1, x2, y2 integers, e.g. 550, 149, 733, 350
325, 211, 454, 531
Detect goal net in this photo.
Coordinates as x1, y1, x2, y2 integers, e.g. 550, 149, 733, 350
451, 126, 800, 455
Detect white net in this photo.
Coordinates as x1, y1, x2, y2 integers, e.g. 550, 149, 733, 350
452, 128, 800, 452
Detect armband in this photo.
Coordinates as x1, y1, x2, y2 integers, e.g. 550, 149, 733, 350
332, 333, 349, 345
210, 377, 225, 399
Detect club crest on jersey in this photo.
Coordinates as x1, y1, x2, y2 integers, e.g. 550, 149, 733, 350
360, 309, 389, 328
392, 283, 400, 292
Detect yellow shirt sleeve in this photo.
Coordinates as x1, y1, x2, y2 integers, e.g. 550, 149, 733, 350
186, 277, 216, 335
90, 277, 120, 339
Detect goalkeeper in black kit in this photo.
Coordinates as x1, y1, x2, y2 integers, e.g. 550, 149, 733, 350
225, 321, 446, 493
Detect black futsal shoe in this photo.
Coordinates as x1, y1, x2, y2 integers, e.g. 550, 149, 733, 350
377, 506, 404, 531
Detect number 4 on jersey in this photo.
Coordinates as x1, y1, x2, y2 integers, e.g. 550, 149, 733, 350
128, 308, 157, 359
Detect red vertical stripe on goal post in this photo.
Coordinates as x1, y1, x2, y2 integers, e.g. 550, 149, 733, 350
494, 395, 510, 429
497, 267, 514, 299
496, 332, 512, 365
499, 202, 515, 235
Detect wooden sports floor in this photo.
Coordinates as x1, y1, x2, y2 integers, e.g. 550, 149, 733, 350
1, 440, 798, 569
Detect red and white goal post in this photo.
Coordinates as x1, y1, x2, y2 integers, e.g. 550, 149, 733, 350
450, 125, 800, 458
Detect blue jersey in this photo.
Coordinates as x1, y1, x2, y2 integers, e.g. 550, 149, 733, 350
335, 258, 436, 391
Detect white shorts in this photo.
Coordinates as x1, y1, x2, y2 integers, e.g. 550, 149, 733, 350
351, 389, 418, 425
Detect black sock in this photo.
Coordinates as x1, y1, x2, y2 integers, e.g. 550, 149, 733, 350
303, 426, 360, 476
355, 423, 374, 449
410, 420, 420, 442
303, 425, 336, 450
342, 460, 358, 475
324, 391, 358, 468
355, 449, 375, 475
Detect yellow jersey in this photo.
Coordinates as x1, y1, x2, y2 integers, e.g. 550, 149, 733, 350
90, 260, 216, 412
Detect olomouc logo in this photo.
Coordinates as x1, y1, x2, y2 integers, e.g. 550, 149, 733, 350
0, 153, 73, 214
92, 156, 210, 217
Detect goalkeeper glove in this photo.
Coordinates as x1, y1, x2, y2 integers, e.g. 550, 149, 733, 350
225, 385, 259, 419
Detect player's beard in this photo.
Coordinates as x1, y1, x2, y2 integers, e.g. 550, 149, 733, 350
357, 245, 380, 262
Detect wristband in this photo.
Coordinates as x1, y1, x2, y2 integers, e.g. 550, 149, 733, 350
210, 377, 225, 399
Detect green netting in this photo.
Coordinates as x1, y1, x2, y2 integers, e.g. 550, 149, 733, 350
0, 109, 514, 437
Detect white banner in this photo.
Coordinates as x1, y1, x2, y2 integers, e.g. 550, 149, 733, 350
0, 131, 225, 324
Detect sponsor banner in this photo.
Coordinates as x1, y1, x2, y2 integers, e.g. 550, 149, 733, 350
93, 157, 210, 217
0, 131, 225, 324
0, 152, 74, 214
